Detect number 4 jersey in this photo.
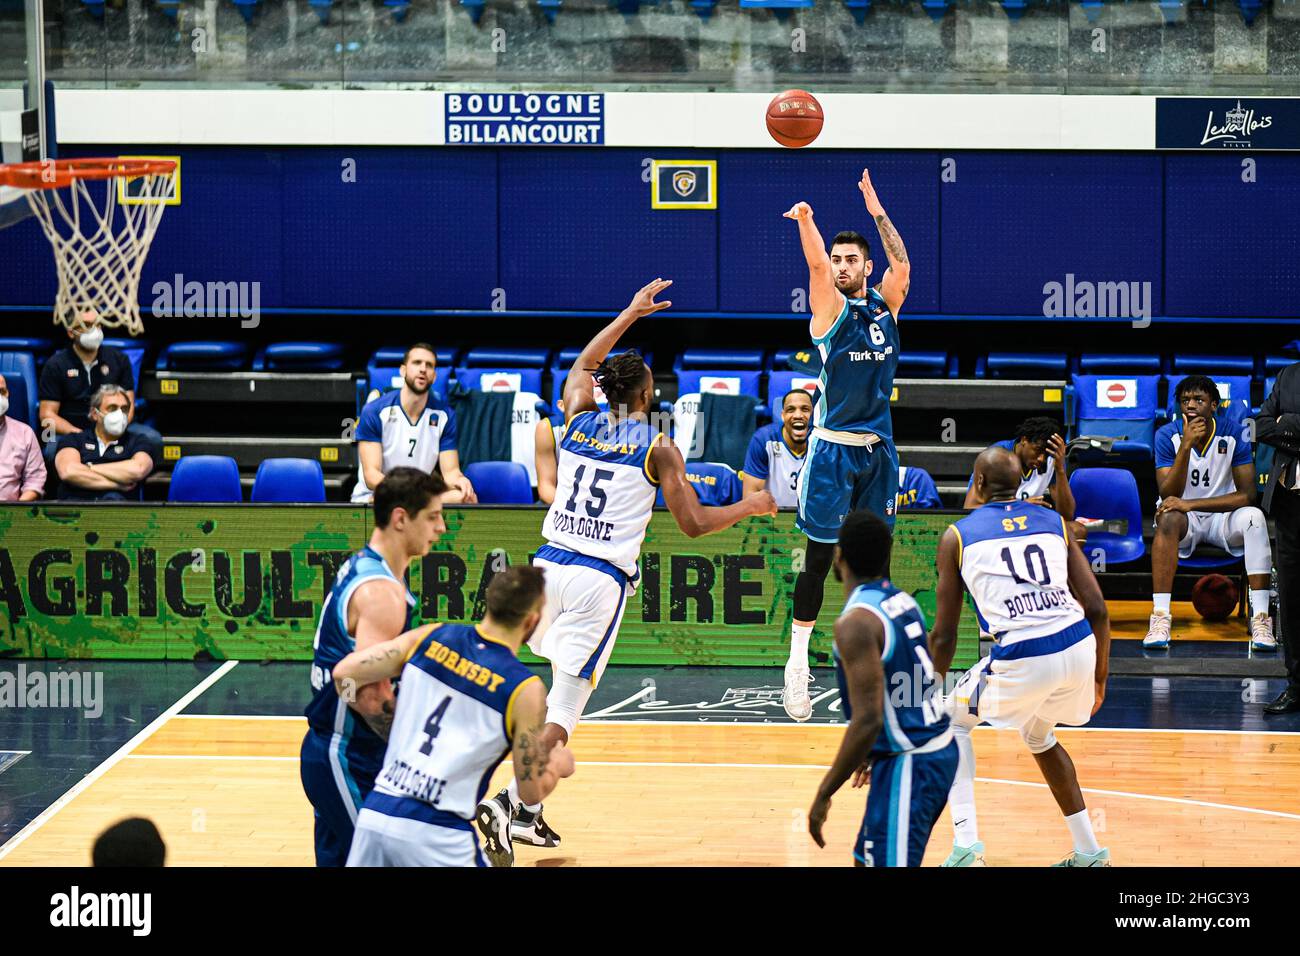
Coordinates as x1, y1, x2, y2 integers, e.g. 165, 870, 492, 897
952, 500, 1085, 648
369, 622, 540, 822
543, 409, 665, 578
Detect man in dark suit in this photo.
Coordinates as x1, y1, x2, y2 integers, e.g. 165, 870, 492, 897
1256, 361, 1300, 714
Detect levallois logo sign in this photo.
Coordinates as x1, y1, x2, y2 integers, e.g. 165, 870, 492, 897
1156, 97, 1300, 150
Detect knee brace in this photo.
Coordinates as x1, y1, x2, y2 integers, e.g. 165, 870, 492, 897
793, 540, 835, 621
544, 670, 593, 738
1021, 716, 1058, 755
1229, 506, 1273, 576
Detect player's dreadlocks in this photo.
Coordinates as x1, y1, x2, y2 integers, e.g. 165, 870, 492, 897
1013, 416, 1063, 446
588, 350, 649, 408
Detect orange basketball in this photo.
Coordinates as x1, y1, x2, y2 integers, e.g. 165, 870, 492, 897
1191, 573, 1239, 622
766, 89, 823, 148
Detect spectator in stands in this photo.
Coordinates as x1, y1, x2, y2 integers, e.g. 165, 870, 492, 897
535, 398, 566, 505
37, 310, 158, 464
1255, 361, 1300, 713
964, 417, 1079, 531
1144, 375, 1275, 651
741, 389, 811, 508
897, 463, 942, 509
351, 343, 476, 504
54, 384, 159, 501
92, 817, 166, 867
0, 373, 45, 501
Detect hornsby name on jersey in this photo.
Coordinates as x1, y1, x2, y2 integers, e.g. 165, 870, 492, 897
419, 636, 510, 692
550, 512, 616, 542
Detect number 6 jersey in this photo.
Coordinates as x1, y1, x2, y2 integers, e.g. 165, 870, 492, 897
543, 410, 665, 578
951, 500, 1085, 651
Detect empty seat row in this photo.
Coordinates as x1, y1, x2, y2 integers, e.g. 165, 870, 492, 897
977, 351, 1294, 382
168, 456, 327, 502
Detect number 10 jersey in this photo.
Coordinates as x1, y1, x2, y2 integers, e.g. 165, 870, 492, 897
951, 499, 1085, 649
543, 410, 665, 578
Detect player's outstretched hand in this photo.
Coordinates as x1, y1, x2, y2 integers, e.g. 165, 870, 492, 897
746, 489, 778, 517
808, 793, 830, 848
850, 762, 871, 789
628, 278, 673, 318
858, 168, 884, 216
783, 201, 813, 221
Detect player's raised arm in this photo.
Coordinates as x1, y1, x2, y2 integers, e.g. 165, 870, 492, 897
333, 625, 423, 692
858, 169, 910, 318
563, 279, 672, 418
509, 678, 575, 807
784, 202, 842, 340
927, 526, 963, 678
808, 610, 885, 848
1064, 538, 1110, 715
651, 440, 777, 538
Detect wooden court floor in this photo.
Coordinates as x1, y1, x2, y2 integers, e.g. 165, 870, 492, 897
3, 716, 1298, 867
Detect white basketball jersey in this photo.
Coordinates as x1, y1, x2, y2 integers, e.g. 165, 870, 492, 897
373, 623, 538, 821
542, 410, 663, 577
953, 500, 1085, 645
352, 391, 455, 502
1155, 414, 1251, 506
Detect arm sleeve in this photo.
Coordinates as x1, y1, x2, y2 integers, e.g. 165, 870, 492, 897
439, 408, 458, 453
1154, 425, 1176, 469
355, 401, 384, 444
741, 432, 769, 481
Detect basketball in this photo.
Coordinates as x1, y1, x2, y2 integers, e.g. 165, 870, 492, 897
766, 89, 824, 148
1192, 574, 1240, 621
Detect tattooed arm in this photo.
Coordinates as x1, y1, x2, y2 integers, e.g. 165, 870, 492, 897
858, 168, 911, 318
510, 679, 575, 806
334, 593, 426, 740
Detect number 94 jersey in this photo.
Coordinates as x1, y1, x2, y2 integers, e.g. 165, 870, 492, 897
544, 410, 665, 578
952, 500, 1085, 649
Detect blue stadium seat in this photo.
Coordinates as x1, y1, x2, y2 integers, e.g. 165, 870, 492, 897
843, 0, 869, 22
1068, 469, 1146, 566
1077, 354, 1162, 376
384, 0, 411, 20
103, 337, 150, 392
251, 458, 326, 503
0, 338, 57, 365
920, 0, 948, 20
976, 353, 1069, 379
253, 342, 346, 372
1001, 0, 1027, 18
1165, 373, 1253, 419
459, 0, 486, 21
1171, 354, 1255, 377
457, 349, 549, 396
548, 347, 653, 409
81, 0, 105, 17
156, 0, 180, 16
309, 0, 332, 24
168, 455, 242, 503
464, 461, 533, 504
690, 0, 717, 16
538, 0, 561, 22
675, 350, 763, 405
232, 0, 258, 22
1177, 551, 1243, 574
896, 351, 955, 378
0, 352, 39, 429
768, 370, 821, 419
156, 341, 248, 371
455, 367, 545, 396
740, 0, 814, 17
1071, 374, 1159, 463
1262, 355, 1296, 381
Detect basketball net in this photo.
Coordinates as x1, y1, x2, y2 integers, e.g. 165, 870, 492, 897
2, 158, 176, 336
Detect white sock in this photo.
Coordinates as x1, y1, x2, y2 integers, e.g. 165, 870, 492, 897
950, 723, 979, 847
1152, 593, 1172, 615
506, 778, 541, 814
1250, 590, 1271, 618
1065, 808, 1101, 855
789, 623, 812, 669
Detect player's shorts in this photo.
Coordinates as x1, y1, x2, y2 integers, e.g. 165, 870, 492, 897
1174, 511, 1247, 560
346, 797, 484, 867
300, 728, 383, 868
859, 738, 959, 867
950, 627, 1097, 734
530, 545, 635, 688
795, 435, 899, 543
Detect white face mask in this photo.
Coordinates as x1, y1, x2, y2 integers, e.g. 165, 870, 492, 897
0, 394, 8, 418
101, 409, 128, 438
78, 327, 104, 351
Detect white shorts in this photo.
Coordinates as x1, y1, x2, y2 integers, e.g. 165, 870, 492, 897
346, 809, 483, 867
529, 557, 632, 687
1176, 511, 1245, 560
950, 635, 1097, 732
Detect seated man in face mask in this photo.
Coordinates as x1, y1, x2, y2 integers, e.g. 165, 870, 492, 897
54, 385, 159, 501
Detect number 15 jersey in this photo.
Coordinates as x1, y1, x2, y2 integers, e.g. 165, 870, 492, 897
951, 500, 1085, 650
543, 410, 665, 578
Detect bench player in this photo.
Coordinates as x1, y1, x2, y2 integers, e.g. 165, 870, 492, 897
300, 468, 447, 866
929, 446, 1112, 867
807, 511, 958, 867
336, 567, 574, 867
781, 168, 910, 722
477, 278, 778, 855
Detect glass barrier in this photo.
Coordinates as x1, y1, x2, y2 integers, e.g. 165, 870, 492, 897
23, 0, 1300, 94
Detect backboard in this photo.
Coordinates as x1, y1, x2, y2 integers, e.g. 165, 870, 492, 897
1, 0, 53, 229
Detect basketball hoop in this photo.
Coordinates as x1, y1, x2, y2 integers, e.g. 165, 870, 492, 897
0, 157, 177, 335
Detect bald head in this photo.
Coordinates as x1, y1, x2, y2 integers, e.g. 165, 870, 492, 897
971, 445, 1022, 506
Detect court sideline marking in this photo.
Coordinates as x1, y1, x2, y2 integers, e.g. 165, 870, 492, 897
0, 660, 239, 861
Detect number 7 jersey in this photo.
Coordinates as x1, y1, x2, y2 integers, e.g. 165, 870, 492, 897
543, 410, 665, 577
952, 500, 1085, 649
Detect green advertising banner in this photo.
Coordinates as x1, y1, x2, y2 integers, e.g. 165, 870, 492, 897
0, 505, 979, 669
